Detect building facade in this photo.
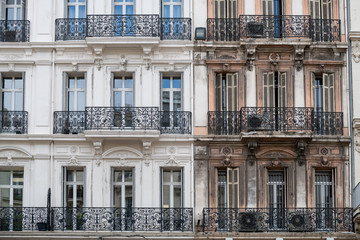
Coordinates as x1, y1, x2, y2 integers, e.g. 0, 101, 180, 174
0, 0, 357, 239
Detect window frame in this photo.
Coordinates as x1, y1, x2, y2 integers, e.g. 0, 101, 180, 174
263, 71, 287, 108
161, 168, 183, 208
3, 0, 26, 20
161, 73, 182, 111
64, 72, 86, 111
311, 72, 335, 112
62, 167, 85, 208
1, 72, 24, 111
215, 72, 239, 111
0, 170, 24, 207
216, 167, 239, 208
162, 0, 183, 18
111, 73, 134, 108
111, 168, 134, 208
113, 0, 134, 15
66, 0, 86, 18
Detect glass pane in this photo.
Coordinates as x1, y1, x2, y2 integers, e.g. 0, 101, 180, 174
7, 0, 15, 4
163, 171, 171, 182
125, 186, 132, 208
78, 0, 86, 2
162, 185, 170, 208
69, 78, 75, 88
79, 6, 86, 18
125, 0, 134, 2
16, 8, 21, 20
77, 92, 85, 111
126, 5, 133, 15
68, 92, 74, 111
66, 170, 74, 182
113, 186, 121, 207
0, 171, 11, 185
173, 185, 181, 207
173, 91, 181, 111
162, 91, 170, 111
114, 171, 122, 182
76, 185, 83, 207
115, 5, 123, 15
124, 170, 132, 182
14, 92, 23, 111
115, 0, 123, 2
162, 78, 170, 88
66, 185, 73, 207
114, 78, 122, 88
3, 79, 12, 89
114, 92, 122, 107
6, 8, 14, 20
0, 188, 10, 207
173, 5, 182, 18
14, 79, 23, 89
163, 0, 170, 2
13, 172, 23, 185
76, 170, 83, 182
16, 0, 21, 4
68, 0, 76, 2
173, 78, 181, 88
173, 170, 181, 182
124, 78, 133, 89
77, 78, 85, 89
173, 0, 182, 2
3, 92, 11, 110
13, 188, 22, 207
163, 5, 170, 18
125, 92, 133, 107
68, 6, 75, 18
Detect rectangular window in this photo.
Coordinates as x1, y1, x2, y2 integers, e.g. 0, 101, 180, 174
0, 170, 23, 207
67, 0, 86, 18
268, 170, 286, 229
1, 73, 24, 111
65, 73, 86, 111
214, 0, 237, 18
162, 0, 182, 18
2, 0, 26, 20
114, 0, 134, 15
63, 168, 84, 208
311, 73, 335, 112
161, 74, 181, 111
315, 170, 334, 230
217, 168, 239, 208
112, 73, 134, 108
309, 0, 332, 19
215, 73, 238, 111
263, 71, 286, 108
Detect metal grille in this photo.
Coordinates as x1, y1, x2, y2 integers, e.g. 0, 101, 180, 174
268, 171, 286, 230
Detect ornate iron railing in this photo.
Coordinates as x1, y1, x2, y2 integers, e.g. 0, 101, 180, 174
160, 18, 192, 40
208, 108, 343, 136
0, 111, 28, 134
160, 111, 192, 134
207, 18, 239, 41
0, 207, 193, 232
53, 111, 86, 134
313, 111, 343, 136
0, 20, 30, 42
203, 208, 353, 232
85, 107, 160, 130
240, 107, 313, 132
55, 18, 87, 41
208, 111, 241, 135
87, 15, 160, 37
311, 19, 341, 42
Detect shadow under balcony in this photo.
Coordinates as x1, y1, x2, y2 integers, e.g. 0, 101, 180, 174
0, 20, 30, 42
0, 207, 193, 232
208, 107, 343, 136
202, 208, 353, 232
55, 16, 192, 41
0, 111, 28, 134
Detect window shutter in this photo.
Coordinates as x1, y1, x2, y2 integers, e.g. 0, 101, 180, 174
21, 0, 26, 20
278, 72, 287, 107
62, 167, 66, 207
331, 168, 335, 208
311, 73, 316, 108
215, 73, 222, 111
322, 0, 332, 19
262, 0, 273, 15
233, 73, 238, 111
229, 0, 237, 18
64, 72, 69, 111
322, 73, 334, 112
226, 73, 233, 111
227, 168, 232, 208
215, 0, 226, 18
0, 0, 6, 20
310, 0, 321, 19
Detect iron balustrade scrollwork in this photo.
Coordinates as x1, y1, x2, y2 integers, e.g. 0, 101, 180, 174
85, 107, 160, 130
313, 111, 343, 136
207, 18, 240, 41
311, 19, 341, 42
202, 208, 353, 232
55, 18, 87, 41
53, 111, 86, 134
208, 111, 241, 135
0, 111, 28, 134
160, 18, 191, 40
0, 207, 48, 231
87, 15, 160, 37
0, 20, 30, 42
160, 111, 192, 134
239, 15, 311, 39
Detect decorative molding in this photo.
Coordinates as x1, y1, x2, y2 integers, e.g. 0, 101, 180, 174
354, 120, 360, 152
246, 45, 256, 71
0, 147, 32, 161
268, 159, 284, 167
352, 41, 360, 63
115, 153, 129, 166
269, 53, 280, 66
222, 63, 230, 71
68, 155, 79, 165
142, 47, 152, 70
321, 156, 329, 166
164, 155, 180, 166
294, 46, 305, 71
8, 63, 15, 72
72, 62, 78, 72
93, 141, 102, 167
119, 55, 127, 71
103, 147, 143, 159
297, 141, 307, 166
142, 141, 152, 167
263, 152, 290, 159
93, 47, 103, 70
247, 142, 257, 166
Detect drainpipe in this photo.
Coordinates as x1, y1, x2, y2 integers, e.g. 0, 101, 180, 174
346, 0, 354, 208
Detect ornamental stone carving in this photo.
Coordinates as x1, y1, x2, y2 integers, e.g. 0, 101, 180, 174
246, 45, 256, 71
143, 141, 152, 167
93, 141, 102, 167
352, 41, 360, 63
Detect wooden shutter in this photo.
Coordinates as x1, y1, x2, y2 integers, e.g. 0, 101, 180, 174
229, 0, 237, 18
226, 73, 238, 111
262, 0, 273, 15
215, 73, 222, 111
233, 73, 238, 111
263, 72, 275, 107
0, 0, 5, 20
309, 0, 321, 19
322, 0, 332, 19
215, 0, 226, 18
322, 73, 334, 112
311, 73, 316, 108
278, 72, 287, 107
227, 168, 239, 208
64, 72, 69, 111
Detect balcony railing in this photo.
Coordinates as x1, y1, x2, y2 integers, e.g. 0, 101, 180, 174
55, 16, 191, 40
207, 16, 340, 42
0, 20, 30, 42
208, 107, 343, 136
53, 109, 192, 134
203, 208, 353, 232
0, 207, 193, 232
53, 111, 86, 134
0, 111, 28, 134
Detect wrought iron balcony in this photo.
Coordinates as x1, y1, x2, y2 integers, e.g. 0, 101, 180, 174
311, 19, 341, 42
0, 20, 30, 42
0, 207, 193, 232
203, 208, 353, 232
208, 107, 343, 136
160, 111, 192, 134
55, 16, 191, 40
53, 111, 86, 134
0, 111, 28, 134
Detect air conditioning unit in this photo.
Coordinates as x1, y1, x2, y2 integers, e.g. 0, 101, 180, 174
246, 22, 264, 38
288, 211, 313, 232
239, 212, 258, 231
247, 115, 262, 129
4, 30, 17, 42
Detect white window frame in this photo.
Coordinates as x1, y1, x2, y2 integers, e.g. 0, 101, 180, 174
161, 168, 183, 208
63, 168, 85, 208
3, 0, 25, 20
112, 73, 134, 108
64, 73, 86, 111
66, 0, 86, 18
111, 168, 134, 208
1, 73, 24, 111
113, 0, 134, 15
216, 168, 239, 208
0, 170, 23, 207
161, 74, 182, 111
162, 0, 183, 18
